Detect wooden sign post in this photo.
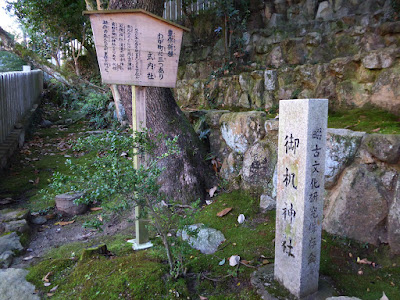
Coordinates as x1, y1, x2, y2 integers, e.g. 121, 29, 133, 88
84, 9, 188, 250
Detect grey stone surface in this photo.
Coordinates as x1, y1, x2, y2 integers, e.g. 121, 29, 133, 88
275, 99, 328, 298
323, 165, 389, 245
361, 134, 400, 164
0, 232, 23, 262
0, 232, 23, 253
325, 129, 364, 189
3, 219, 29, 234
55, 192, 87, 215
241, 141, 277, 190
0, 268, 40, 300
0, 250, 13, 268
388, 178, 400, 254
220, 112, 266, 154
251, 264, 336, 300
260, 194, 276, 211
180, 224, 225, 254
31, 216, 47, 225
0, 209, 29, 223
264, 70, 277, 91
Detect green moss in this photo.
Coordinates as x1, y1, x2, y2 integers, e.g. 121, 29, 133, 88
328, 107, 400, 134
320, 233, 400, 299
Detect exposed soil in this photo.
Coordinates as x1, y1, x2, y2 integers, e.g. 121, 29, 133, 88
0, 100, 136, 269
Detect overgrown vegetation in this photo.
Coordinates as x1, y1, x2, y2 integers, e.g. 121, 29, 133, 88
0, 50, 26, 72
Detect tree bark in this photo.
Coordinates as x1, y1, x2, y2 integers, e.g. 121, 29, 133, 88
106, 0, 214, 204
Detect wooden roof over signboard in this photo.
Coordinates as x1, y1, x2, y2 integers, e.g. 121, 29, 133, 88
83, 9, 190, 32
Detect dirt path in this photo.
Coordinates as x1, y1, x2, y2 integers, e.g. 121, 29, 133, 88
0, 100, 136, 268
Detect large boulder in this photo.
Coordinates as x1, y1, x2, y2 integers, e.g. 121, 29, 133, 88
324, 129, 365, 188
361, 134, 400, 164
220, 112, 266, 154
323, 165, 389, 245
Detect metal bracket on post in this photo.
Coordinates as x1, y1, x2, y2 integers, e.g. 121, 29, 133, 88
127, 85, 153, 251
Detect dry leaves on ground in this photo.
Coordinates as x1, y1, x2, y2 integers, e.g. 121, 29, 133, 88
54, 220, 75, 226
217, 207, 232, 217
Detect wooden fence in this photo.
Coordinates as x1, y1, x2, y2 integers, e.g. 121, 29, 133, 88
163, 0, 214, 20
0, 70, 43, 145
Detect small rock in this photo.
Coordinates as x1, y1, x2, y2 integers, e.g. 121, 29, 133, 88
31, 216, 47, 225
55, 192, 87, 216
0, 232, 23, 259
179, 224, 225, 254
260, 194, 276, 211
229, 255, 240, 266
237, 214, 245, 224
40, 119, 53, 128
0, 250, 14, 268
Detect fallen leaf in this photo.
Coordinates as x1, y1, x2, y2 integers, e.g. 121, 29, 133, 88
372, 128, 381, 132
98, 215, 103, 222
349, 253, 353, 258
54, 220, 75, 226
44, 283, 51, 287
205, 200, 213, 205
237, 282, 241, 286
357, 257, 373, 265
358, 270, 363, 275
23, 255, 36, 261
47, 293, 54, 297
209, 186, 217, 198
217, 207, 232, 217
218, 258, 226, 266
199, 296, 208, 300
34, 177, 40, 185
42, 272, 53, 282
390, 282, 395, 287
49, 285, 59, 293
90, 207, 102, 211
241, 260, 249, 265
262, 259, 270, 265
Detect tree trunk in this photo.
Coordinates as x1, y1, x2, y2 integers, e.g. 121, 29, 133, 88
106, 0, 214, 204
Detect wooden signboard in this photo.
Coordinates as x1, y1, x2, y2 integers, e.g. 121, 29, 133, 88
84, 9, 188, 87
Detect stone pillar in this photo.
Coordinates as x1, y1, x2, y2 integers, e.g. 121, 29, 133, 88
274, 99, 328, 298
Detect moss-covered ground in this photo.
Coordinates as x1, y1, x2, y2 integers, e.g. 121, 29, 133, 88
328, 107, 400, 134
24, 190, 400, 299
0, 102, 95, 212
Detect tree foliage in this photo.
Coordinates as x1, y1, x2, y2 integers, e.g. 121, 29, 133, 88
6, 0, 91, 74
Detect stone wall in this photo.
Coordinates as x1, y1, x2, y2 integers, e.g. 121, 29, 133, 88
187, 110, 400, 253
176, 0, 400, 114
